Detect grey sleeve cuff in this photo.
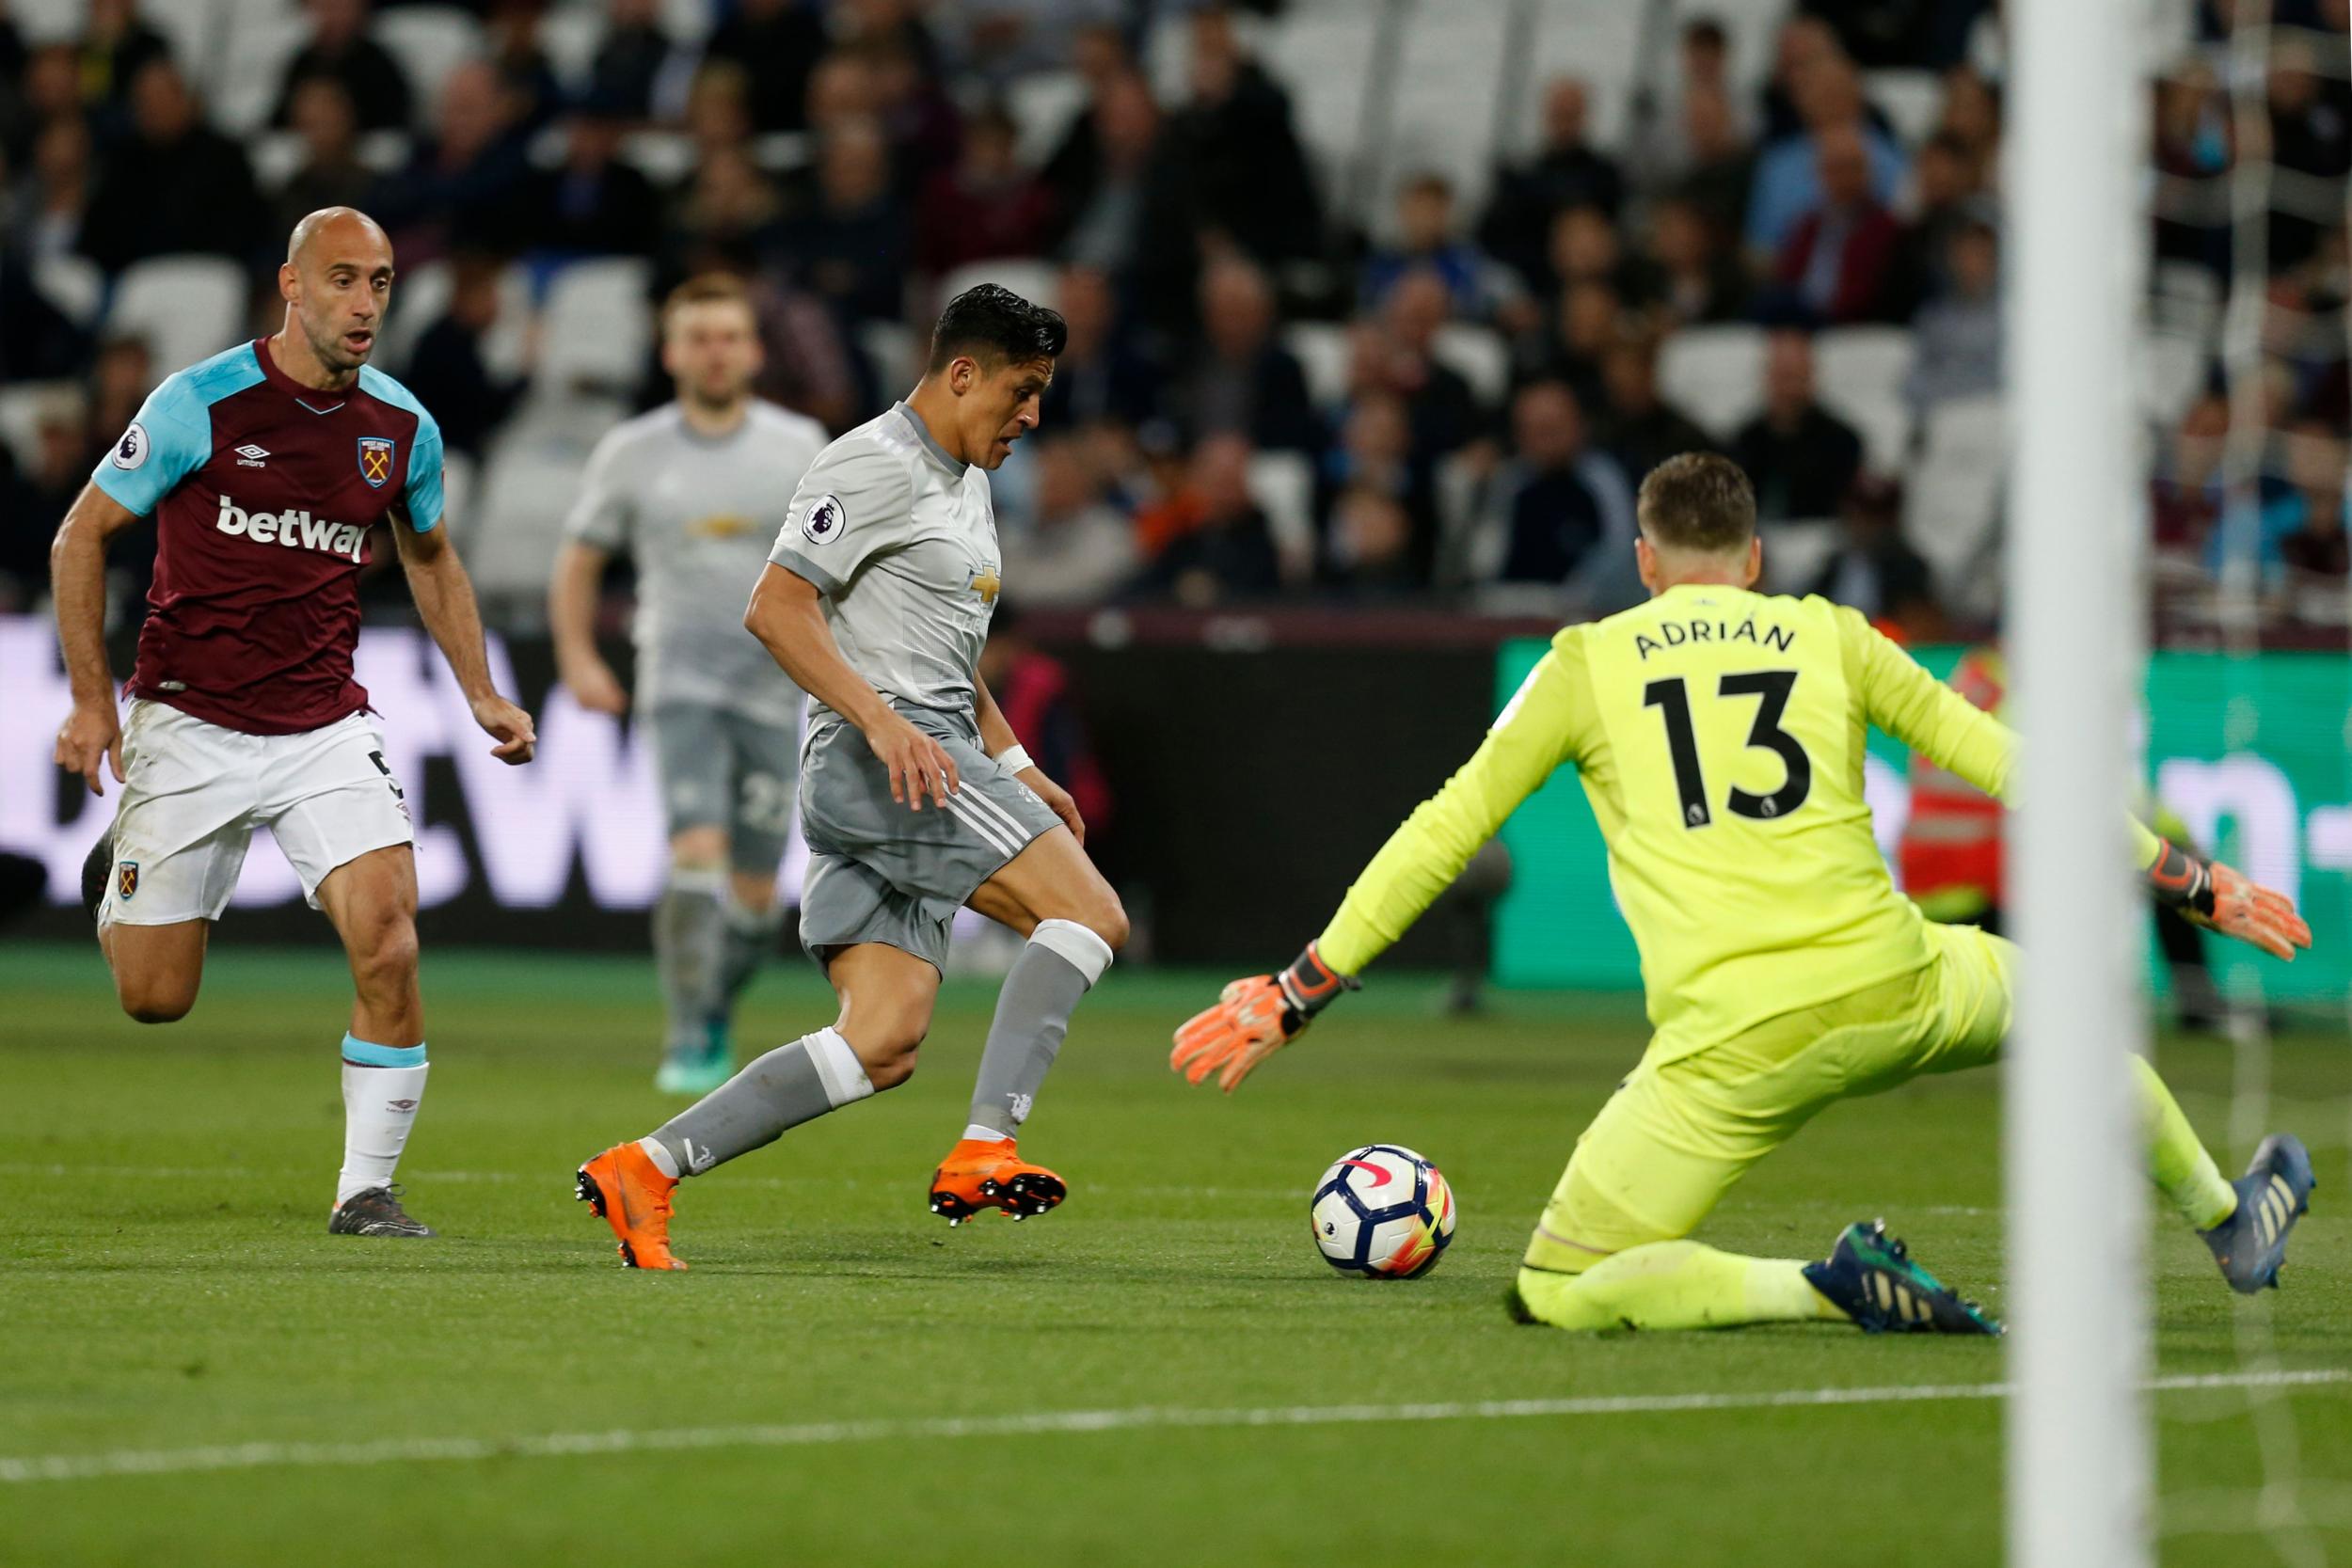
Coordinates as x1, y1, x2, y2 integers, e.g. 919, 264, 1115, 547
769, 544, 847, 596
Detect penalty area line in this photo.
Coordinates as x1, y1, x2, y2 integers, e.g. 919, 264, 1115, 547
4, 1368, 2344, 1486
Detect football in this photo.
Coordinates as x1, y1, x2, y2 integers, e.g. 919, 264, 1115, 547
1309, 1144, 1457, 1278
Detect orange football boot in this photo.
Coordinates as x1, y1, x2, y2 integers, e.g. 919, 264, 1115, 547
927, 1135, 1067, 1226
575, 1143, 688, 1270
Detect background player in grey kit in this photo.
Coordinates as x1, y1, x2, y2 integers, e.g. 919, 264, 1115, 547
549, 274, 827, 1095
577, 284, 1130, 1269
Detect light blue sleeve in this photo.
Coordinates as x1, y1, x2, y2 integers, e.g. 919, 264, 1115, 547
402, 410, 445, 531
89, 375, 214, 516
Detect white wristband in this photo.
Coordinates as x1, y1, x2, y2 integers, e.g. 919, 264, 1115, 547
994, 743, 1036, 775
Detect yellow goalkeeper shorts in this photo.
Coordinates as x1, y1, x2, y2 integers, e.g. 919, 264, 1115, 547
1531, 922, 2016, 1268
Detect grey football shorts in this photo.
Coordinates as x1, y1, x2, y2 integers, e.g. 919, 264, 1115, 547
646, 703, 802, 874
797, 705, 1062, 974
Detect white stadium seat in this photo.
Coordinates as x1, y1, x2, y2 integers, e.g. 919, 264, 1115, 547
1814, 325, 1917, 473
1246, 450, 1317, 562
537, 258, 655, 394
0, 381, 73, 475
1282, 322, 1349, 410
621, 130, 699, 187
1433, 323, 1510, 409
858, 320, 921, 400
108, 256, 250, 377
1006, 71, 1089, 170
32, 255, 103, 329
937, 259, 1060, 317
1658, 324, 1766, 442
466, 436, 599, 624
376, 7, 487, 121
381, 259, 453, 379
211, 11, 310, 137
1904, 394, 2008, 618
1864, 70, 1944, 148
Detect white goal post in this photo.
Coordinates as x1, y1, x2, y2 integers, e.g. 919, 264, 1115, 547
2004, 0, 2154, 1563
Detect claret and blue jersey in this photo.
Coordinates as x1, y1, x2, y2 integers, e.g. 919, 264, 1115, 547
90, 339, 444, 736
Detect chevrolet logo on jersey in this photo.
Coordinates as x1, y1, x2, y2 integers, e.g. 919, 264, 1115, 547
215, 494, 370, 562
357, 436, 396, 488
688, 514, 755, 539
970, 565, 1002, 604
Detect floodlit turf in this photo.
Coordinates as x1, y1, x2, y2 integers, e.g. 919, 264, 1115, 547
3, 942, 2346, 1567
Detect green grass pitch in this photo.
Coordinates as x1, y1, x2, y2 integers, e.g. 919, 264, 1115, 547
3, 942, 2346, 1566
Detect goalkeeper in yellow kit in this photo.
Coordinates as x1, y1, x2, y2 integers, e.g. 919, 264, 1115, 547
1173, 453, 2315, 1334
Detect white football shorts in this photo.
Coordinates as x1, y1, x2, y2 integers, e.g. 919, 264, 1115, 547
101, 699, 415, 926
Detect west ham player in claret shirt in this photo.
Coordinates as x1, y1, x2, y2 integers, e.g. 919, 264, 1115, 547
49, 207, 536, 1239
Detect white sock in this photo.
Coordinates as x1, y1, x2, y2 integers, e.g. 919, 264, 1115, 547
963, 1124, 1009, 1142
637, 1136, 681, 1179
337, 1061, 429, 1206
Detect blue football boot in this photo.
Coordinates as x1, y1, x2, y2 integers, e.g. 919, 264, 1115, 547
1804, 1219, 2003, 1335
2201, 1133, 2315, 1294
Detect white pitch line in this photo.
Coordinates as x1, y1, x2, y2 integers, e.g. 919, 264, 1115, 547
4, 1369, 2343, 1486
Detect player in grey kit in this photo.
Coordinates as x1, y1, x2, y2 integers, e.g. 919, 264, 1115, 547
550, 274, 827, 1094
577, 285, 1128, 1269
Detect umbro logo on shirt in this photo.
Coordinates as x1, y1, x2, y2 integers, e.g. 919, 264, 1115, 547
233, 444, 270, 467
214, 493, 368, 562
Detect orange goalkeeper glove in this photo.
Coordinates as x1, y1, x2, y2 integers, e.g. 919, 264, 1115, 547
1169, 942, 1357, 1093
2148, 838, 2312, 961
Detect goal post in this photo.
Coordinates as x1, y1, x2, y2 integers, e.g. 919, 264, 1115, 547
2004, 0, 2154, 1563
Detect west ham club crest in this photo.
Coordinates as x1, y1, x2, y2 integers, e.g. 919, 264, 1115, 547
357, 436, 396, 489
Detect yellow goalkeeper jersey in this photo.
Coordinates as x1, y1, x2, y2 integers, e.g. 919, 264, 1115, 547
1314, 583, 2159, 1059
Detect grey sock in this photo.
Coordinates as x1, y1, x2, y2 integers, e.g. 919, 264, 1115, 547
654, 877, 726, 1050
712, 903, 787, 1020
967, 922, 1112, 1137
649, 1027, 873, 1175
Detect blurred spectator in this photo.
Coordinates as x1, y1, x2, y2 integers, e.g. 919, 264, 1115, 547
1162, 8, 1323, 267
273, 0, 414, 134
1904, 218, 2003, 415
1040, 24, 1139, 207
1321, 390, 1434, 560
682, 61, 756, 164
949, 0, 1126, 83
1521, 277, 1621, 410
1547, 202, 1661, 309
10, 391, 91, 594
271, 79, 375, 243
1461, 379, 1637, 601
1038, 262, 1161, 433
374, 58, 530, 259
74, 0, 171, 119
1933, 66, 2002, 182
1757, 14, 1843, 142
787, 117, 912, 325
1173, 255, 1317, 453
1322, 483, 1422, 599
85, 334, 151, 456
1048, 71, 1177, 286
2276, 420, 2350, 579
0, 251, 87, 382
741, 269, 866, 432
863, 35, 965, 192
976, 603, 1113, 834
1646, 194, 1749, 325
665, 144, 786, 274
0, 7, 20, 98
1596, 330, 1715, 482
1732, 330, 1865, 523
2152, 64, 2232, 277
2265, 34, 2352, 273
485, 0, 564, 135
5, 44, 85, 164
588, 0, 674, 121
1362, 173, 1520, 321
79, 60, 262, 274
703, 0, 829, 134
999, 437, 1140, 606
1806, 473, 1935, 621
914, 103, 1055, 277
402, 251, 528, 458
1130, 433, 1281, 605
1631, 16, 1750, 194
1770, 121, 1904, 324
1482, 77, 1626, 291
2151, 390, 2229, 552
1746, 53, 1904, 256
518, 96, 659, 259
1349, 268, 1484, 463
14, 117, 94, 264
1895, 131, 1982, 304
1675, 84, 1758, 245
1806, 0, 1952, 69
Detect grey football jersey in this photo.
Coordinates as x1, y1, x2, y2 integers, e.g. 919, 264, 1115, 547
767, 403, 1003, 737
564, 401, 826, 723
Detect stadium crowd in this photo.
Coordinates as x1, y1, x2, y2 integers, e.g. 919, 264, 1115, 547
1, 0, 2348, 636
